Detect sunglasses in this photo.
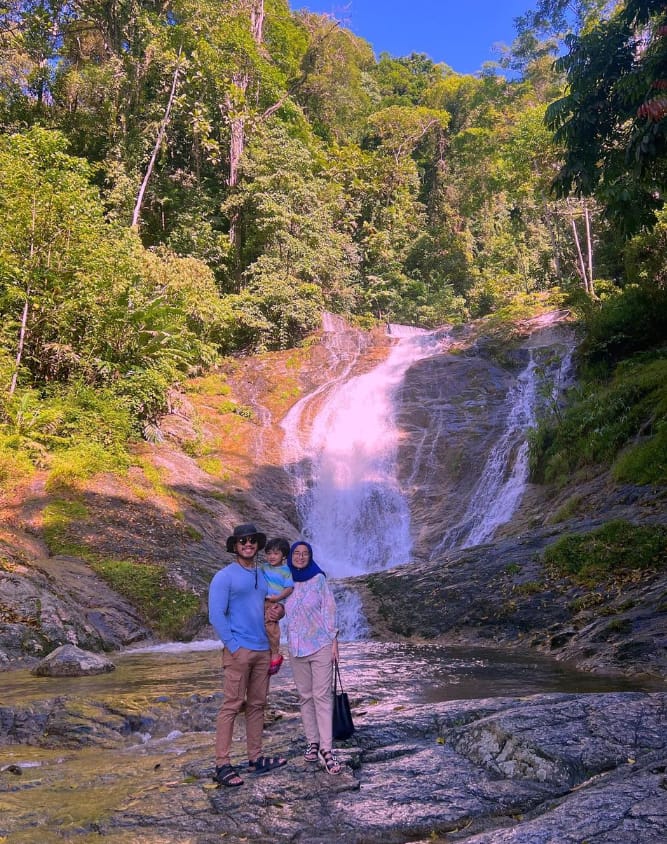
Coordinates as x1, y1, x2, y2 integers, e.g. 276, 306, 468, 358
237, 535, 258, 545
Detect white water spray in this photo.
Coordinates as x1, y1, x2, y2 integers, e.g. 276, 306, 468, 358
281, 326, 447, 577
430, 321, 577, 555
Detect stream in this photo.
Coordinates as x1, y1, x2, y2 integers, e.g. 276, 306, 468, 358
3, 640, 661, 709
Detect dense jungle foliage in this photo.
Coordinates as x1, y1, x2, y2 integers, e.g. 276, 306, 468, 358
0, 0, 665, 488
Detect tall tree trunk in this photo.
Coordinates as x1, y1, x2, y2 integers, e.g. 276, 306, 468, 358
225, 70, 249, 254
567, 199, 591, 295
131, 53, 182, 230
250, 0, 264, 44
226, 1, 268, 249
226, 74, 248, 191
544, 206, 562, 280
9, 197, 37, 395
225, 1, 264, 248
9, 293, 30, 396
583, 199, 595, 297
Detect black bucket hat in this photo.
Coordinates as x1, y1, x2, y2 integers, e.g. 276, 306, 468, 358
225, 523, 267, 553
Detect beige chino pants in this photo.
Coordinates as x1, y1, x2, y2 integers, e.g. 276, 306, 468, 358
290, 643, 334, 752
215, 645, 270, 766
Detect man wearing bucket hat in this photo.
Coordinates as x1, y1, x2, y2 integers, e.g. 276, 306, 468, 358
208, 523, 287, 787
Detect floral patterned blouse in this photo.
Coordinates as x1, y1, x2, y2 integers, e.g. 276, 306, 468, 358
284, 573, 337, 658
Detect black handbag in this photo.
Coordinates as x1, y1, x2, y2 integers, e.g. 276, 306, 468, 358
332, 659, 355, 740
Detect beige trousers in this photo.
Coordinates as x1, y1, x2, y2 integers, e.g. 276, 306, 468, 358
215, 646, 270, 766
290, 643, 334, 752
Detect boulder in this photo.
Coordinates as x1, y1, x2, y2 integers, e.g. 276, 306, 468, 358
31, 644, 115, 677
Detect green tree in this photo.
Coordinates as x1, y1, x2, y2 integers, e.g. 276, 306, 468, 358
546, 1, 667, 233
0, 128, 217, 405
223, 123, 358, 346
0, 127, 117, 390
373, 52, 446, 107
294, 12, 374, 142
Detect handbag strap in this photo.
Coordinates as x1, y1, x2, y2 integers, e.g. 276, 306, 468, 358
333, 659, 345, 694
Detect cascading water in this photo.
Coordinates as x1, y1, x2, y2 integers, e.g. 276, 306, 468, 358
280, 313, 576, 638
431, 352, 539, 553
281, 323, 449, 577
430, 323, 576, 555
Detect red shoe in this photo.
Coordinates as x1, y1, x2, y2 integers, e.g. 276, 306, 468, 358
268, 655, 284, 676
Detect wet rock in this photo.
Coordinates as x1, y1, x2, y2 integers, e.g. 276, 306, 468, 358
396, 320, 577, 557
0, 547, 150, 666
1, 763, 22, 775
0, 689, 226, 747
31, 644, 116, 677
1, 639, 666, 844
462, 751, 667, 843
360, 529, 667, 680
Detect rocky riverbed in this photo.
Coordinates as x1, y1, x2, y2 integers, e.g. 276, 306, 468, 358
1, 643, 666, 843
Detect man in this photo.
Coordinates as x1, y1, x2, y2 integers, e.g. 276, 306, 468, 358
208, 522, 287, 787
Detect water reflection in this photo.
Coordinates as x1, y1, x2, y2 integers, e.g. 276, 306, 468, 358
340, 641, 665, 704
3, 640, 663, 707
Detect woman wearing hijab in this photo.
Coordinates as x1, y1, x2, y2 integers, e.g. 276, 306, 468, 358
285, 540, 342, 775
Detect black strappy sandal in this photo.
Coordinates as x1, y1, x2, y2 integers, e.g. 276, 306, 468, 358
213, 764, 244, 787
248, 755, 287, 775
317, 748, 342, 775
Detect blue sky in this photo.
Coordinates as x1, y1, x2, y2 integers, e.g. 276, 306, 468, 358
290, 0, 531, 75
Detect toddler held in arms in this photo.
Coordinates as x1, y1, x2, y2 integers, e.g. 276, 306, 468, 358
262, 537, 294, 675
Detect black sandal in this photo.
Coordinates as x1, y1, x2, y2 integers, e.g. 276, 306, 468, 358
248, 755, 287, 775
213, 764, 243, 787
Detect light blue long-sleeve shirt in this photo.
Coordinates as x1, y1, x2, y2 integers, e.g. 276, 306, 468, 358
208, 561, 269, 653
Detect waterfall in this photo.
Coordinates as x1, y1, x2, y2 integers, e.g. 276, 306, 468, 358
432, 352, 539, 554
332, 585, 370, 640
279, 313, 575, 637
387, 323, 428, 337
430, 321, 577, 555
281, 327, 448, 578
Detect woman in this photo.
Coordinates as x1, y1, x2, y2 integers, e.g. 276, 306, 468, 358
285, 540, 342, 775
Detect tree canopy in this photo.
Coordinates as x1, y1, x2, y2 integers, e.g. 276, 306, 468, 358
546, 0, 667, 233
0, 0, 665, 448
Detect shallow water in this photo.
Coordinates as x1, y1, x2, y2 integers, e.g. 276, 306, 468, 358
2, 640, 665, 844
345, 641, 665, 703
3, 640, 662, 708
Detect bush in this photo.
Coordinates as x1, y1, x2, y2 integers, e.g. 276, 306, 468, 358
613, 422, 667, 485
0, 383, 134, 482
46, 441, 129, 491
42, 382, 135, 449
579, 286, 667, 374
543, 521, 667, 584
0, 444, 35, 489
111, 369, 171, 429
529, 355, 667, 484
90, 558, 201, 639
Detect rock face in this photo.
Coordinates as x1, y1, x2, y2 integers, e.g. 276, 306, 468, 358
31, 644, 115, 677
396, 317, 576, 558
0, 531, 150, 666
360, 526, 667, 679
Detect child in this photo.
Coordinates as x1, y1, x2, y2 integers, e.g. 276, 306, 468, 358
262, 537, 294, 675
